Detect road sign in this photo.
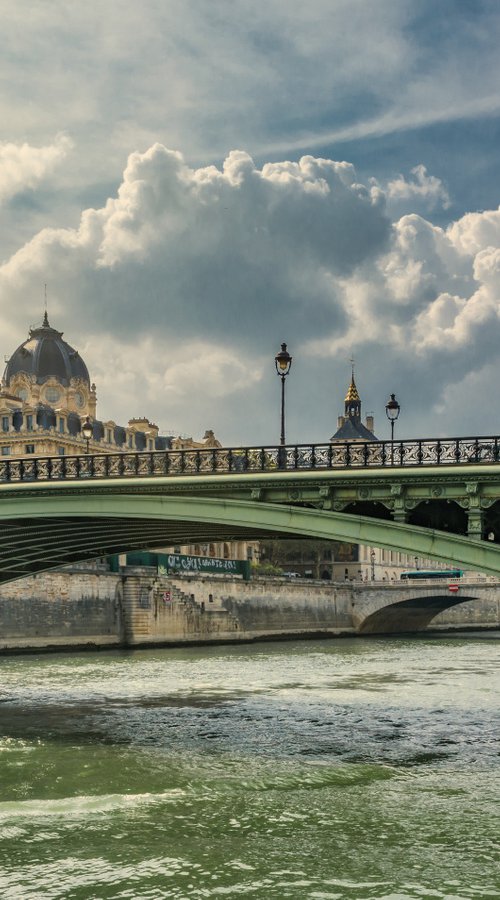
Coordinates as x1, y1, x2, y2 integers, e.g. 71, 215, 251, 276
448, 584, 459, 593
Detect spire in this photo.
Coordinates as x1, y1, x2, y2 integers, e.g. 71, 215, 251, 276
43, 284, 49, 327
344, 374, 360, 404
344, 359, 361, 419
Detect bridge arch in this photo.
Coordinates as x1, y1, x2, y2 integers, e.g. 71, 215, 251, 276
1, 489, 500, 583
358, 594, 478, 635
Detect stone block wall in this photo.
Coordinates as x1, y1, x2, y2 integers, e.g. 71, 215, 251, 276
1, 567, 499, 654
0, 569, 122, 651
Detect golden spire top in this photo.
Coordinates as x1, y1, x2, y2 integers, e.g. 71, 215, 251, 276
344, 356, 360, 403
345, 375, 360, 403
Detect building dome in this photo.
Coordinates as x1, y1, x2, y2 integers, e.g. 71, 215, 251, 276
2, 312, 90, 389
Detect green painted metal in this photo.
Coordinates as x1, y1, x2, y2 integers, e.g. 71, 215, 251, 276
1, 489, 500, 578
110, 551, 251, 580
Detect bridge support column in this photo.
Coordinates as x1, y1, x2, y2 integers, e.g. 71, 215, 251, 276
467, 509, 484, 541
390, 484, 407, 524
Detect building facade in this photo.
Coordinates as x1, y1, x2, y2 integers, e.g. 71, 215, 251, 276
0, 312, 223, 458
0, 313, 254, 564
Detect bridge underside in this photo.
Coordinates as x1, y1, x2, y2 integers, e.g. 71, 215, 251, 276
2, 489, 500, 584
359, 595, 477, 635
0, 516, 282, 582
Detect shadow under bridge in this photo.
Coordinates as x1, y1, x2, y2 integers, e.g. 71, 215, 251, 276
357, 593, 480, 635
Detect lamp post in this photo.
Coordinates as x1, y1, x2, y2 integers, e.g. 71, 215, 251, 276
385, 393, 400, 465
370, 549, 376, 582
82, 417, 93, 454
275, 342, 292, 447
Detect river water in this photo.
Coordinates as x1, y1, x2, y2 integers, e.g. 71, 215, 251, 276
0, 635, 499, 899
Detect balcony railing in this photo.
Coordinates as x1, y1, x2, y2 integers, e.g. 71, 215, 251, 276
0, 435, 499, 484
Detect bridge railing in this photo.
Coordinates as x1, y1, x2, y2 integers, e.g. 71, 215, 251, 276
0, 435, 500, 484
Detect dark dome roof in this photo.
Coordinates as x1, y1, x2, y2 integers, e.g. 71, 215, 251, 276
3, 313, 90, 388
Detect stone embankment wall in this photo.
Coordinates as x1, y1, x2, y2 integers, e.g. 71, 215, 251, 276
0, 568, 122, 651
0, 568, 499, 653
124, 572, 354, 646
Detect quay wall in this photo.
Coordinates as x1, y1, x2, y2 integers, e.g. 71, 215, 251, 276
0, 569, 122, 651
0, 568, 499, 653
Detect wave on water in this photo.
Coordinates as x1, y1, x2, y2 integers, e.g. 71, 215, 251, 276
0, 788, 186, 823
238, 761, 395, 793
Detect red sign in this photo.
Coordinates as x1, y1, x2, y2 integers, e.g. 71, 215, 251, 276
162, 591, 172, 603
448, 584, 459, 593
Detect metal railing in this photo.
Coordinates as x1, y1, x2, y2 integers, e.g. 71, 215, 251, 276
0, 435, 499, 484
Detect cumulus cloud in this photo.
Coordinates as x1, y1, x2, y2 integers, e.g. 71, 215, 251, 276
0, 135, 72, 203
386, 165, 450, 210
0, 144, 391, 350
84, 333, 263, 434
2, 143, 500, 443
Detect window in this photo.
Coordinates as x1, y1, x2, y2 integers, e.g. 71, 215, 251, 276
1, 446, 10, 456
148, 439, 153, 450
2, 416, 9, 432
128, 434, 133, 448
25, 444, 35, 454
45, 387, 61, 404
26, 415, 33, 431
107, 429, 112, 443
58, 446, 65, 456
58, 418, 65, 433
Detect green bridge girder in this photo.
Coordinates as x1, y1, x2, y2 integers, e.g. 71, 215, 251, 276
2, 461, 500, 582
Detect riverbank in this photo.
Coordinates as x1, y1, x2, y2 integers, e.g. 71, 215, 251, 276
0, 565, 499, 653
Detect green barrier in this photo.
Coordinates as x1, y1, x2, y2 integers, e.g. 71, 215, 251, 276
108, 551, 250, 580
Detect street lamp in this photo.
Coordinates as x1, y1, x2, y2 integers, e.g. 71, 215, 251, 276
81, 416, 93, 454
370, 549, 376, 581
385, 393, 400, 464
275, 342, 292, 447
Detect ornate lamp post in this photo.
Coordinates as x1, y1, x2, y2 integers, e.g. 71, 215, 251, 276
82, 417, 93, 455
275, 342, 292, 447
385, 393, 400, 464
370, 549, 376, 581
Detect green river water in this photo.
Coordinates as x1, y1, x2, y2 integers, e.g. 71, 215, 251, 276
0, 635, 499, 899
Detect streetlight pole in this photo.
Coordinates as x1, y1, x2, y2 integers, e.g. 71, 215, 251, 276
370, 549, 376, 581
275, 343, 292, 447
385, 393, 401, 465
81, 417, 93, 455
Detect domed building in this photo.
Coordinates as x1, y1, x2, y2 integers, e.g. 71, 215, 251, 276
0, 312, 257, 568
0, 313, 220, 459
3, 311, 96, 418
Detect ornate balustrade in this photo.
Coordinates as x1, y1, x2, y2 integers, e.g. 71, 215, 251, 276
0, 435, 499, 484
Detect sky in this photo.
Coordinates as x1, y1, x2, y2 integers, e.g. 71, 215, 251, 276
2, 0, 500, 446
